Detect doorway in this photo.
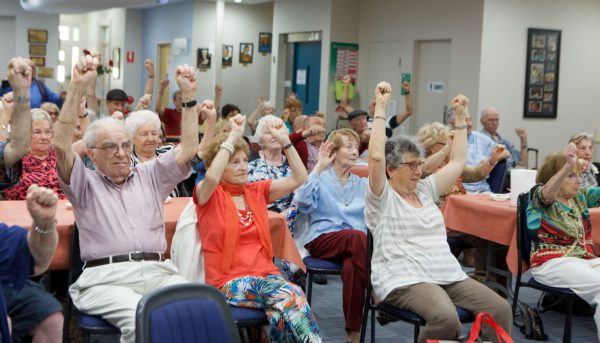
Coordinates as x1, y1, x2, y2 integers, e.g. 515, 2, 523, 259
157, 43, 172, 107
292, 42, 321, 115
413, 40, 451, 132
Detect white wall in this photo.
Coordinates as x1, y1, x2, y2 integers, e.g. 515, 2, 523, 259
123, 9, 144, 97
192, 1, 217, 103
479, 0, 600, 162
356, 0, 484, 128
0, 0, 60, 90
270, 0, 332, 116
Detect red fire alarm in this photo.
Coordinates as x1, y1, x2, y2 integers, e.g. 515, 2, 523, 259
126, 51, 135, 63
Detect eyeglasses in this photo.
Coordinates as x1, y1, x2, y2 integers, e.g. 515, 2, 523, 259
91, 142, 132, 154
398, 161, 425, 171
32, 130, 53, 137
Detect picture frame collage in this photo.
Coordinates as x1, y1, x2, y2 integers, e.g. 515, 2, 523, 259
523, 28, 561, 118
196, 32, 271, 69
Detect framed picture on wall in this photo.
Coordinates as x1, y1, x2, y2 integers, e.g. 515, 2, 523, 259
30, 56, 45, 67
258, 32, 272, 53
523, 28, 561, 118
239, 43, 253, 64
197, 48, 211, 69
222, 45, 233, 67
28, 29, 48, 43
29, 44, 46, 56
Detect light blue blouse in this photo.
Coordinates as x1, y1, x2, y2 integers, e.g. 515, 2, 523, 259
295, 168, 368, 245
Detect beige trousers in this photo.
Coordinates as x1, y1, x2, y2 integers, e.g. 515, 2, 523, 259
69, 260, 188, 343
384, 278, 512, 343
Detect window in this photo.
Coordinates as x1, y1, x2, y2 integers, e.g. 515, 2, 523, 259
59, 25, 69, 41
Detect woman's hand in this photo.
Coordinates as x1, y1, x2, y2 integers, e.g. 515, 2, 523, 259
374, 81, 392, 107
564, 142, 578, 170
313, 141, 336, 174
490, 144, 508, 164
451, 94, 469, 120
228, 114, 245, 140
265, 117, 290, 144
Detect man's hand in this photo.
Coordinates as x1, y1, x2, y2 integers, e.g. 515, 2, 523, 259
229, 114, 245, 140
26, 185, 58, 229
7, 57, 33, 92
135, 94, 152, 111
360, 129, 371, 144
159, 79, 169, 90
174, 64, 196, 97
199, 99, 217, 122
401, 80, 411, 94
144, 59, 155, 77
111, 111, 124, 121
374, 82, 392, 107
342, 74, 352, 85
2, 92, 14, 118
214, 84, 222, 94
71, 55, 99, 89
515, 128, 527, 140
490, 144, 508, 164
451, 94, 469, 120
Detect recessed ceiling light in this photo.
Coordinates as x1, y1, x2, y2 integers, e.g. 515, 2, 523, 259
235, 0, 242, 3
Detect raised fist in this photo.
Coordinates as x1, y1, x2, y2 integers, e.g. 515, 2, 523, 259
7, 57, 33, 92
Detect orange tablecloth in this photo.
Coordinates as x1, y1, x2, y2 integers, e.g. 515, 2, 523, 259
442, 194, 600, 275
0, 197, 304, 272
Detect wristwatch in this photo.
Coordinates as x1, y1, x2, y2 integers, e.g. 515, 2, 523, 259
79, 110, 89, 119
181, 99, 197, 108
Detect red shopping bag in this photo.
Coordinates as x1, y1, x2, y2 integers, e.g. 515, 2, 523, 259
426, 312, 513, 343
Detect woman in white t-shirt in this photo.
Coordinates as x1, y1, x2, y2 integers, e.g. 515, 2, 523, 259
365, 82, 511, 343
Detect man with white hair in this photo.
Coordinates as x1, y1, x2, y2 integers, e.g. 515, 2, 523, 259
480, 107, 528, 168
53, 55, 201, 343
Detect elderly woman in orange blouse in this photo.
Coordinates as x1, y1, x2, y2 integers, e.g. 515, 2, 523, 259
193, 112, 321, 342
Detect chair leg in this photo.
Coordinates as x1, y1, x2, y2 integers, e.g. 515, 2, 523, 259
306, 272, 313, 305
62, 298, 72, 343
563, 298, 573, 343
413, 323, 420, 343
359, 288, 372, 343
239, 327, 249, 343
370, 306, 376, 343
511, 283, 521, 319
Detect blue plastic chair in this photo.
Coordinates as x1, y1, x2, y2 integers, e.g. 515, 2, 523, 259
136, 283, 240, 343
512, 191, 580, 342
360, 231, 474, 343
303, 256, 342, 305
63, 226, 119, 343
229, 305, 269, 343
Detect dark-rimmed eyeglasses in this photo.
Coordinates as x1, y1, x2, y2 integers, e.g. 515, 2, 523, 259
91, 142, 132, 154
398, 161, 425, 171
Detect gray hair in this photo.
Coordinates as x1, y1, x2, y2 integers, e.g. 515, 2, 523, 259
385, 135, 425, 169
124, 110, 161, 138
83, 117, 128, 149
31, 108, 53, 130
250, 114, 280, 145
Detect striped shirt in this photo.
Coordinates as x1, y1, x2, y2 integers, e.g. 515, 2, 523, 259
365, 176, 467, 301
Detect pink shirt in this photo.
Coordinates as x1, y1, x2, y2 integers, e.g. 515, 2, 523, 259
59, 150, 191, 261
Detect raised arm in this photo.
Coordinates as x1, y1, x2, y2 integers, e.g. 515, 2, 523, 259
214, 84, 222, 115
422, 141, 452, 176
339, 74, 354, 114
433, 95, 468, 194
541, 143, 577, 204
172, 64, 200, 167
195, 114, 245, 205
26, 185, 59, 276
196, 99, 217, 159
390, 80, 413, 129
515, 128, 529, 168
267, 117, 308, 202
134, 93, 152, 111
0, 92, 13, 142
3, 58, 33, 167
54, 55, 98, 184
143, 59, 155, 96
154, 79, 169, 116
368, 82, 392, 197
84, 52, 101, 114
247, 96, 265, 134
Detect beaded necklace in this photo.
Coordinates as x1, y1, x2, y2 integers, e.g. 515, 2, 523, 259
330, 168, 355, 207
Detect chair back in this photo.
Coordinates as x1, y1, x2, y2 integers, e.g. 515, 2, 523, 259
487, 159, 508, 193
67, 226, 85, 286
136, 284, 240, 343
516, 191, 532, 274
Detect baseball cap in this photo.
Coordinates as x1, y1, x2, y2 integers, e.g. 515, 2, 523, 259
106, 89, 128, 102
347, 109, 368, 121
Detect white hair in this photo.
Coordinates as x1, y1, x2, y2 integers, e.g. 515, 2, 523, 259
31, 108, 53, 130
124, 110, 161, 138
250, 114, 281, 145
83, 117, 128, 149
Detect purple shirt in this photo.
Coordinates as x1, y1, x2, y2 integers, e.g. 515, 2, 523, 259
59, 150, 191, 261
